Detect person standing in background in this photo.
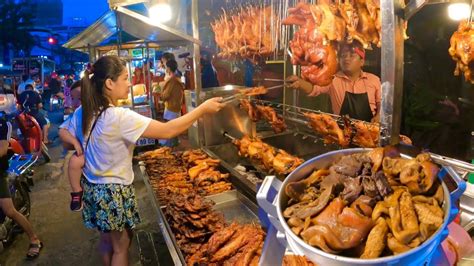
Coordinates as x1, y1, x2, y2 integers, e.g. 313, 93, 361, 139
159, 59, 185, 147
201, 50, 219, 89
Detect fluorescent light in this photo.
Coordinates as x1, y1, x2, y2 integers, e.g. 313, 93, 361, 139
149, 3, 172, 24
224, 85, 233, 90
0, 63, 3, 67
448, 3, 471, 21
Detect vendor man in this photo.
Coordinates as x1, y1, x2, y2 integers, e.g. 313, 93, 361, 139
287, 41, 381, 122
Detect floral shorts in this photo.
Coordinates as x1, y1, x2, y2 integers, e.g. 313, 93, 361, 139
81, 178, 141, 232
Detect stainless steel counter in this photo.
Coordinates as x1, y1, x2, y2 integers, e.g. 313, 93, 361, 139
138, 159, 260, 266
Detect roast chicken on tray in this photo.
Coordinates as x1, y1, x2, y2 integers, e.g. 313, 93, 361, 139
303, 112, 412, 148
232, 135, 304, 175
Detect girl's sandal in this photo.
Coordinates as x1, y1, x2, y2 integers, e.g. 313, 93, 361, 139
26, 241, 43, 260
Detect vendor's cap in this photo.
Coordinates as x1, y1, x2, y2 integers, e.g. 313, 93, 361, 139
340, 40, 365, 60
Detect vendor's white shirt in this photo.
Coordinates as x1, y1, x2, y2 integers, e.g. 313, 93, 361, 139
60, 106, 152, 185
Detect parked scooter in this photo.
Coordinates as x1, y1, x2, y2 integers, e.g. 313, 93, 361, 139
9, 102, 51, 163
0, 144, 35, 251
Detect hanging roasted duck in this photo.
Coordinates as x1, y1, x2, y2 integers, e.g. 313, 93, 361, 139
211, 6, 280, 59
449, 20, 474, 84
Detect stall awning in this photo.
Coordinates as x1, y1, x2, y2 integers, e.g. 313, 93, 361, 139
63, 6, 200, 51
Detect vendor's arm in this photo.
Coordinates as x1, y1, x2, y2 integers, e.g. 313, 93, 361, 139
142, 97, 224, 139
287, 75, 331, 96
371, 78, 382, 123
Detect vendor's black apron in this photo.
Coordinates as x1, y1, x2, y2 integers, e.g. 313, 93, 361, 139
340, 78, 373, 122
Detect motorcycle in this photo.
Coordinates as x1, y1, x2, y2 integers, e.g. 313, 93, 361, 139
0, 148, 35, 251
8, 104, 51, 163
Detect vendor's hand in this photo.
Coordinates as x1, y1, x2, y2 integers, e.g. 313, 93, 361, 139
201, 97, 225, 114
73, 141, 83, 156
287, 75, 313, 94
371, 113, 380, 123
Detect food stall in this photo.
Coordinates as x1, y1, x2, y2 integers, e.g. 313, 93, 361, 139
76, 0, 474, 265
63, 3, 200, 148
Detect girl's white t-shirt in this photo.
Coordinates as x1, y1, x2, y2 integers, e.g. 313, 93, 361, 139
60, 106, 152, 185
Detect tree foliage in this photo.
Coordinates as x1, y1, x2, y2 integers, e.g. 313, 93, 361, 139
0, 0, 35, 57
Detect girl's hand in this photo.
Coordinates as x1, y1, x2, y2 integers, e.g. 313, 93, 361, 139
73, 141, 83, 156
200, 97, 226, 114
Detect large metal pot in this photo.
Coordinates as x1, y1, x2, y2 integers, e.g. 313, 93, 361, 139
257, 148, 466, 266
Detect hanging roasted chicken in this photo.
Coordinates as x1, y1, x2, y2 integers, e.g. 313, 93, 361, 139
211, 6, 280, 59
449, 20, 474, 84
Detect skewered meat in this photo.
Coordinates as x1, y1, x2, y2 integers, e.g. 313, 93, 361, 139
273, 150, 304, 175
255, 105, 287, 133
233, 135, 253, 157
303, 112, 350, 147
239, 99, 260, 122
232, 135, 303, 175
211, 6, 280, 59
240, 100, 287, 133
247, 141, 271, 160
352, 120, 379, 148
261, 146, 276, 170
239, 86, 268, 96
449, 20, 474, 83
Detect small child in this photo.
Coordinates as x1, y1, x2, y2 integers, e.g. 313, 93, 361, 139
60, 80, 84, 211
68, 141, 85, 211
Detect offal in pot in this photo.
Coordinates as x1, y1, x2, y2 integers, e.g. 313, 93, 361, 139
283, 147, 445, 259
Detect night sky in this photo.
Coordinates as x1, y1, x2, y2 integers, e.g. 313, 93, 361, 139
62, 0, 108, 25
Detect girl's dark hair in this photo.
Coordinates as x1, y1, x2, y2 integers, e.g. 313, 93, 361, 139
81, 55, 126, 135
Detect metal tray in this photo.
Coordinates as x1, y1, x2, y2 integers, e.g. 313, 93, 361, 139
138, 161, 260, 266
206, 190, 259, 224
139, 163, 186, 266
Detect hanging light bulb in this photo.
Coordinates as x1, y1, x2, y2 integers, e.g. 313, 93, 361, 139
149, 0, 172, 24
448, 2, 471, 21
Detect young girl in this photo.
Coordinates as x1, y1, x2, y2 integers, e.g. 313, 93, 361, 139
59, 55, 224, 265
